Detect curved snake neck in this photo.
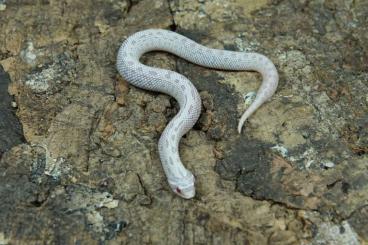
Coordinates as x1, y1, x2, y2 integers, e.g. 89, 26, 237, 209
116, 29, 279, 199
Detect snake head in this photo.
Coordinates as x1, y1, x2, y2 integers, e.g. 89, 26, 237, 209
168, 172, 196, 199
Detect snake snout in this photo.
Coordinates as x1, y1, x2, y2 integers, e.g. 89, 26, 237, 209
173, 185, 195, 199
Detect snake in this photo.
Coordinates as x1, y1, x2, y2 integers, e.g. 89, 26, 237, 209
116, 29, 279, 199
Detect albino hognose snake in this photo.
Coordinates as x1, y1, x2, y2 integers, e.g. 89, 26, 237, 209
116, 29, 279, 199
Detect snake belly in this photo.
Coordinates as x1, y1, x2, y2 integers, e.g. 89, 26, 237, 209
116, 29, 279, 199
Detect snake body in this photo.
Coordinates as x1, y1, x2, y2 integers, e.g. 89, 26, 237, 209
116, 29, 278, 199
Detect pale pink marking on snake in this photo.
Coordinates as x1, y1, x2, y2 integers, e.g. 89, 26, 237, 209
116, 29, 279, 199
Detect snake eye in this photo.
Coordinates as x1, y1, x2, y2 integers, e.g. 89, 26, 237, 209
175, 187, 182, 194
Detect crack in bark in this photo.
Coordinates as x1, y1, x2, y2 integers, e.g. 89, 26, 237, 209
136, 173, 152, 205
167, 0, 177, 31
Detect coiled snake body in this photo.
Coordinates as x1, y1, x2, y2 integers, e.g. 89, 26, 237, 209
116, 29, 278, 199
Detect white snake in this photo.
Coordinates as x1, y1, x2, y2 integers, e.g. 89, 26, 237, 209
116, 29, 278, 199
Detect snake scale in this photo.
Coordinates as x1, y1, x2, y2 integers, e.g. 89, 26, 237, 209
116, 29, 279, 199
